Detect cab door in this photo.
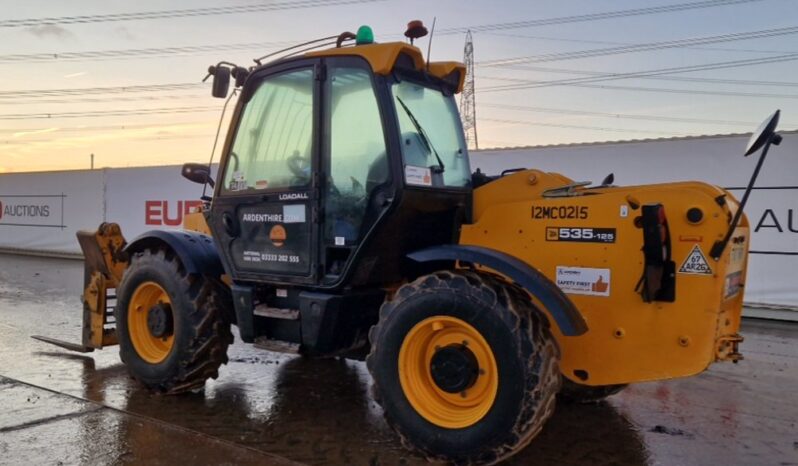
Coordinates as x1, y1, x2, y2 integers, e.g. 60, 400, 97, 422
209, 61, 321, 284
319, 58, 393, 283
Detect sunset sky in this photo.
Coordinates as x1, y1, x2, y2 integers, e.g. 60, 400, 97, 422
1, 0, 797, 173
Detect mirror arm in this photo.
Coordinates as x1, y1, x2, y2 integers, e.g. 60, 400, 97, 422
710, 133, 781, 260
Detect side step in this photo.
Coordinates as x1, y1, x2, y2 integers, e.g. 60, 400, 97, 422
253, 304, 299, 320
253, 337, 301, 354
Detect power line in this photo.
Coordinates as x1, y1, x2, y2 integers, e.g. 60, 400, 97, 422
483, 65, 798, 88
481, 77, 798, 98
0, 106, 220, 120
479, 52, 798, 91
2, 133, 214, 145
0, 41, 296, 64
479, 30, 795, 56
0, 121, 214, 135
478, 25, 798, 67
0, 1, 768, 67
479, 102, 794, 127
2, 0, 753, 53
0, 83, 204, 99
480, 117, 689, 136
571, 82, 798, 98
0, 94, 208, 105
0, 0, 383, 28
438, 0, 766, 35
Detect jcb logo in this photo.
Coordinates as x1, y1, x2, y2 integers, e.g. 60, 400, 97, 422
145, 200, 203, 226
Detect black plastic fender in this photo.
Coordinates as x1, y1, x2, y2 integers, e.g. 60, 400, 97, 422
407, 244, 588, 336
125, 229, 225, 277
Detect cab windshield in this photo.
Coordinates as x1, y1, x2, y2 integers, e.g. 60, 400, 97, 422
392, 80, 470, 188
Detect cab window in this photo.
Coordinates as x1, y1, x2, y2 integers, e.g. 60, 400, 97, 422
324, 66, 389, 246
392, 80, 470, 188
223, 68, 314, 192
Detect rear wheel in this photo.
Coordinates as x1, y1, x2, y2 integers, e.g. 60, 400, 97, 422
559, 379, 627, 403
116, 248, 233, 394
367, 271, 560, 465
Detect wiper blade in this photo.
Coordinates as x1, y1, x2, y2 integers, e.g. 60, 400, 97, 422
396, 96, 445, 173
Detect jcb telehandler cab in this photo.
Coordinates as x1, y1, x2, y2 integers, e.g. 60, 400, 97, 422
34, 22, 785, 465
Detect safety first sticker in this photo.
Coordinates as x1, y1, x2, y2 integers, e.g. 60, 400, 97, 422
679, 244, 713, 275
556, 266, 611, 297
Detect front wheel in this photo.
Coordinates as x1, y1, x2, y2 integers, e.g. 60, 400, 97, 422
115, 248, 233, 394
367, 271, 560, 465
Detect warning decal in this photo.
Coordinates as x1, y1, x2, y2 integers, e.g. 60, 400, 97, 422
555, 266, 611, 297
679, 244, 713, 275
405, 165, 432, 186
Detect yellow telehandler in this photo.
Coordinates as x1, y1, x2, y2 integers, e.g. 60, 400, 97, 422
34, 21, 785, 465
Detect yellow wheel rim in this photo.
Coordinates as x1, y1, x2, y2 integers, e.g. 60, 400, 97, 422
127, 281, 175, 364
398, 316, 499, 429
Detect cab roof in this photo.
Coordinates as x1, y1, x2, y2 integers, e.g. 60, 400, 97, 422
305, 42, 466, 93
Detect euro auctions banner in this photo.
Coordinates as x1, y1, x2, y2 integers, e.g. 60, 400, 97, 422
104, 165, 216, 243
0, 170, 104, 254
1, 195, 64, 227
0, 164, 217, 256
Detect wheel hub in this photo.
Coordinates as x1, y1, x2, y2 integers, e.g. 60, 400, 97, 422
398, 316, 498, 429
147, 303, 173, 338
430, 344, 480, 394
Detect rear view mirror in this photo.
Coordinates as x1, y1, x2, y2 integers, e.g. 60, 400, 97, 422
208, 65, 230, 99
182, 163, 215, 188
745, 110, 780, 156
711, 109, 783, 260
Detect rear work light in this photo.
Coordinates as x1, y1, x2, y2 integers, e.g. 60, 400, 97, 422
637, 204, 676, 302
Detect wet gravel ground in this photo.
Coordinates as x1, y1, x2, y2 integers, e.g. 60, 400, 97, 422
0, 253, 796, 466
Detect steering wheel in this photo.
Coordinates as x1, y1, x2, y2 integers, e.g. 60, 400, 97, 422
287, 153, 311, 180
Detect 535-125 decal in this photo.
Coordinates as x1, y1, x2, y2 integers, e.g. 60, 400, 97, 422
546, 227, 616, 243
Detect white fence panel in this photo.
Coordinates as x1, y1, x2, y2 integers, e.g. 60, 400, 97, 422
0, 165, 217, 255
0, 170, 104, 255
104, 165, 216, 242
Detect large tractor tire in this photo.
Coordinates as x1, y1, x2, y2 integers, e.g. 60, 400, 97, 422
367, 271, 560, 465
115, 248, 233, 394
559, 379, 627, 404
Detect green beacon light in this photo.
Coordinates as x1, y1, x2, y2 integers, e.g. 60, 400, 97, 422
355, 25, 374, 45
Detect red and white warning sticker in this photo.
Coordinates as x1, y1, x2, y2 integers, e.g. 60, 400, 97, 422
679, 244, 713, 275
